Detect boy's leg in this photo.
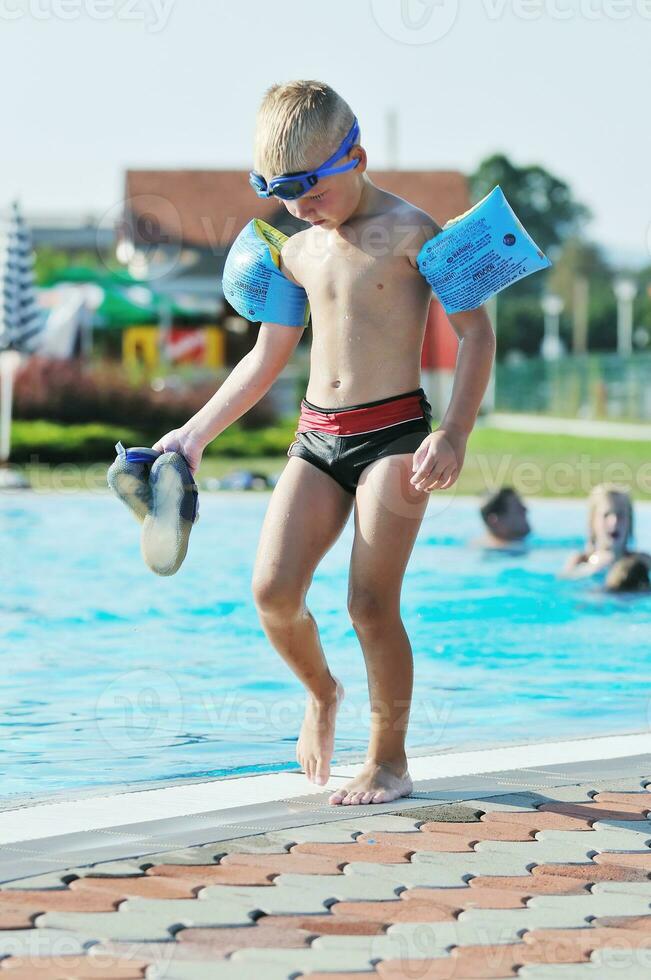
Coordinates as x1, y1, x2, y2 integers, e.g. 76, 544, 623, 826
252, 455, 354, 784
330, 452, 429, 805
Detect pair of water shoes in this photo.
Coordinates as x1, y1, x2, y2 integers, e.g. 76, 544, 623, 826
107, 442, 199, 576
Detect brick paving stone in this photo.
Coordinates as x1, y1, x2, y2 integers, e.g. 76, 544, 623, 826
0, 929, 94, 957
69, 876, 199, 900
148, 960, 296, 980
394, 803, 483, 823
0, 911, 34, 930
369, 826, 536, 844
135, 847, 227, 867
375, 937, 590, 978
181, 917, 377, 944
590, 880, 651, 895
592, 944, 651, 971
37, 897, 253, 941
165, 922, 315, 954
33, 911, 178, 943
467, 875, 588, 895
526, 893, 651, 918
146, 863, 275, 886
412, 850, 536, 878
1, 874, 78, 891
76, 862, 150, 878
475, 793, 558, 810
89, 938, 218, 964
206, 834, 293, 854
594, 852, 651, 871
269, 817, 418, 846
398, 886, 528, 909
289, 842, 413, 864
480, 811, 594, 832
229, 946, 379, 972
519, 965, 649, 979
595, 793, 651, 810
0, 889, 117, 913
591, 819, 651, 834
535, 829, 651, 852
450, 906, 595, 933
202, 875, 399, 906
220, 851, 346, 876
333, 861, 467, 890
537, 801, 651, 821
330, 899, 457, 922
592, 915, 651, 930
367, 832, 477, 852
472, 840, 595, 866
531, 862, 649, 882
317, 922, 525, 958
523, 927, 651, 952
0, 954, 149, 977
300, 974, 379, 979
257, 913, 388, 935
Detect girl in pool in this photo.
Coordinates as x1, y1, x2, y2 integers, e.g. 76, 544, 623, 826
561, 483, 651, 580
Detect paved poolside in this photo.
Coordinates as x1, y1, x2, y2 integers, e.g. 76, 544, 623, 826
2, 734, 651, 978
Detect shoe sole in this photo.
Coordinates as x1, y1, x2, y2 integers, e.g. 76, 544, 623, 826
141, 454, 197, 576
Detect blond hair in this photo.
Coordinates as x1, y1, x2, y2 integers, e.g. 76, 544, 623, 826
253, 80, 357, 179
587, 483, 634, 549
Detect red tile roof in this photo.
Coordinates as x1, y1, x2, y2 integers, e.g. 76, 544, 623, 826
123, 169, 470, 249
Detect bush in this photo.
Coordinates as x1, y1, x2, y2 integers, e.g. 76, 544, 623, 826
13, 356, 279, 431
9, 418, 297, 464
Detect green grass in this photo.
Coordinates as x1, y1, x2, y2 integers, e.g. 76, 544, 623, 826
7, 420, 651, 498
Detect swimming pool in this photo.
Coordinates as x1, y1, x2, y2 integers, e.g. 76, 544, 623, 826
1, 492, 650, 803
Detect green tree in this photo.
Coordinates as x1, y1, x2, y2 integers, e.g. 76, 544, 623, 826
469, 154, 592, 259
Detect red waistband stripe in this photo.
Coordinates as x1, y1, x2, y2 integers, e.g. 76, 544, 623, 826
297, 393, 425, 435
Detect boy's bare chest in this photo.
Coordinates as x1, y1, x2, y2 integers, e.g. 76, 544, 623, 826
296, 237, 414, 309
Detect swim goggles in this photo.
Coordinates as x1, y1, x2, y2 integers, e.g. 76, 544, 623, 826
249, 116, 361, 201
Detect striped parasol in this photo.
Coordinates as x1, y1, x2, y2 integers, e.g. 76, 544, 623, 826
0, 200, 46, 353
0, 201, 46, 477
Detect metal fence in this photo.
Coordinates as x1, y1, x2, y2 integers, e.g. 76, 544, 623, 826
495, 353, 651, 421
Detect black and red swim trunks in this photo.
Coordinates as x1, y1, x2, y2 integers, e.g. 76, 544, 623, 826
286, 386, 433, 495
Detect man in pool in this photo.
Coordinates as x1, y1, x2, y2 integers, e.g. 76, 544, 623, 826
476, 487, 531, 551
153, 80, 495, 805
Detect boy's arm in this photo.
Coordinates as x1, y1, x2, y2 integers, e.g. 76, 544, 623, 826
405, 210, 496, 490
438, 305, 496, 438
176, 323, 304, 448
153, 320, 304, 475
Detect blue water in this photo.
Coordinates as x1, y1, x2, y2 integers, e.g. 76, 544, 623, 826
1, 492, 650, 802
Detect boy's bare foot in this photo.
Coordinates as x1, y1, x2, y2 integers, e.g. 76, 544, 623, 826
296, 675, 344, 786
328, 759, 413, 805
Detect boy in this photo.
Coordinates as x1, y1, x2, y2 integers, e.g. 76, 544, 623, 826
153, 80, 496, 805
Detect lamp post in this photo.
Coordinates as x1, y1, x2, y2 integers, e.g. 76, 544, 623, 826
540, 294, 564, 361
613, 278, 637, 356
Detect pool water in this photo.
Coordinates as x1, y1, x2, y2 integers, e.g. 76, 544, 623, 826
1, 492, 650, 802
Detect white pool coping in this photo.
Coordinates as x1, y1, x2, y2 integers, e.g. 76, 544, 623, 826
2, 730, 650, 847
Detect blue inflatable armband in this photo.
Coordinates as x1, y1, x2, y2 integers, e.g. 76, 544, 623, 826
222, 219, 310, 327
416, 185, 551, 314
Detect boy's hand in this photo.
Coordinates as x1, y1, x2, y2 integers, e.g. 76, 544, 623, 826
152, 426, 205, 476
410, 428, 467, 492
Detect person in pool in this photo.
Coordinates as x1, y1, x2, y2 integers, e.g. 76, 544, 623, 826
561, 483, 651, 580
476, 487, 531, 551
152, 80, 495, 806
605, 556, 651, 594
